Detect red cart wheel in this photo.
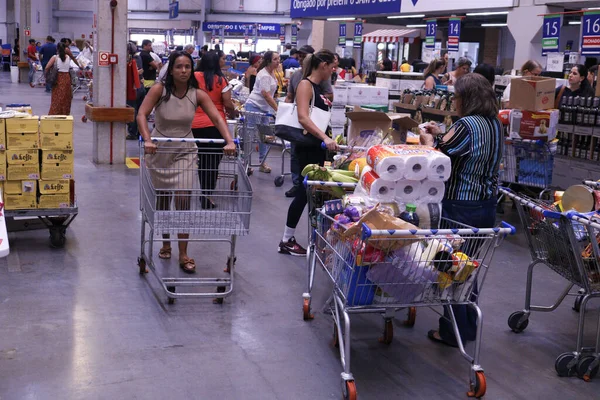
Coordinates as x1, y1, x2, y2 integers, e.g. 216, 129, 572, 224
343, 380, 357, 400
137, 257, 147, 274
467, 371, 487, 398
81, 115, 87, 123
403, 307, 417, 327
303, 298, 314, 320
378, 318, 394, 345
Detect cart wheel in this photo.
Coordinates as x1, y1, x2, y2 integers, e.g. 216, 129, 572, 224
342, 380, 357, 400
274, 176, 285, 187
213, 285, 226, 304
224, 256, 236, 273
403, 307, 417, 327
508, 311, 529, 333
167, 286, 176, 304
49, 227, 66, 248
303, 298, 314, 321
577, 356, 599, 381
137, 257, 147, 274
573, 295, 584, 312
332, 325, 340, 348
247, 168, 253, 176
467, 371, 487, 398
81, 115, 87, 123
555, 352, 577, 377
82, 95, 87, 101
378, 318, 394, 345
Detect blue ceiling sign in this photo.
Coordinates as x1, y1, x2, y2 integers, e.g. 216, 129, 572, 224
202, 22, 281, 35
290, 0, 401, 19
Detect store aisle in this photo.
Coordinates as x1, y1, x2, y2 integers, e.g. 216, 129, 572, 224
0, 70, 597, 399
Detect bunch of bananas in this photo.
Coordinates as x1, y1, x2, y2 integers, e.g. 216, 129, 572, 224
302, 164, 358, 198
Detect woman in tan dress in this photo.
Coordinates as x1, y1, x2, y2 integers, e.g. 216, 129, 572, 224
138, 51, 236, 273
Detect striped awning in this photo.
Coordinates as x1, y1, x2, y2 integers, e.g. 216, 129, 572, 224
362, 29, 422, 43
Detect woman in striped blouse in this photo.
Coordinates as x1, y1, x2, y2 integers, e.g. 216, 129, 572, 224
420, 73, 503, 348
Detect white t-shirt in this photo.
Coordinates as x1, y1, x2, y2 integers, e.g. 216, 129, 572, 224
246, 68, 278, 112
54, 55, 71, 72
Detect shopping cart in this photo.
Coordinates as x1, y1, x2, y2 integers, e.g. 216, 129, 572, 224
238, 109, 291, 187
500, 139, 556, 198
500, 187, 600, 381
137, 137, 252, 304
31, 62, 46, 88
304, 180, 515, 399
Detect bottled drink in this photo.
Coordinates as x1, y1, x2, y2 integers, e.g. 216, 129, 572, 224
399, 203, 420, 228
575, 97, 584, 126
592, 97, 600, 128
559, 96, 567, 124
564, 132, 572, 156
583, 97, 593, 126
565, 96, 573, 124
556, 132, 563, 154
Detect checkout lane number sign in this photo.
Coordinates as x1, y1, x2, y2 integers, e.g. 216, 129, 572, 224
581, 11, 600, 55
542, 14, 561, 56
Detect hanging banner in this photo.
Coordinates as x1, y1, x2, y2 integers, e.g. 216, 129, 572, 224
581, 11, 600, 55
291, 25, 298, 46
290, 0, 400, 19
353, 22, 363, 49
426, 19, 437, 49
280, 25, 286, 45
211, 29, 216, 45
338, 23, 346, 47
448, 18, 461, 52
542, 14, 561, 56
245, 27, 250, 45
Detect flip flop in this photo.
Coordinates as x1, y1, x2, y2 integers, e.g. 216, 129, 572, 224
158, 247, 172, 259
179, 258, 196, 274
427, 330, 459, 348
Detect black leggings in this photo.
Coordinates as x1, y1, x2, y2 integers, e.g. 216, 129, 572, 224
192, 126, 224, 192
286, 145, 326, 229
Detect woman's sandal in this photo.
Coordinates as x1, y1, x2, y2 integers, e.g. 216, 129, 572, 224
179, 258, 196, 274
158, 247, 172, 259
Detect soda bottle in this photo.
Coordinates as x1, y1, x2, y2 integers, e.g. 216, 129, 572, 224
400, 203, 420, 228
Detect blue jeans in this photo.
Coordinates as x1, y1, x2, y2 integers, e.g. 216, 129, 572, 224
244, 102, 270, 164
438, 197, 497, 346
28, 60, 36, 84
290, 142, 301, 187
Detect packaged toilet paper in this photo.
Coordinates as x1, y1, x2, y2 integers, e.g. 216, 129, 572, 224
360, 170, 396, 202
420, 181, 445, 203
366, 145, 405, 181
395, 180, 422, 202
427, 152, 452, 182
417, 203, 442, 229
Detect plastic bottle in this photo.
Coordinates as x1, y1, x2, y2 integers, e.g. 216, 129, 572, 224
399, 203, 420, 228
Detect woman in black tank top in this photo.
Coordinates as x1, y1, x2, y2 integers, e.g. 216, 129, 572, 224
277, 50, 338, 257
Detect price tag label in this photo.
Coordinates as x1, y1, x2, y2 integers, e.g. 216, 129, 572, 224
581, 11, 600, 55
546, 52, 564, 72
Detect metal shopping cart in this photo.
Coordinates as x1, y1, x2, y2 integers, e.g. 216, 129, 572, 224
500, 187, 600, 381
304, 180, 515, 399
238, 109, 291, 187
137, 138, 253, 304
500, 139, 557, 198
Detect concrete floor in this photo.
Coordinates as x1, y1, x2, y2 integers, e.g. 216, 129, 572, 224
0, 71, 598, 399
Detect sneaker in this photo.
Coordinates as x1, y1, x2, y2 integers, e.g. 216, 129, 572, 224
278, 236, 307, 257
259, 162, 272, 173
285, 185, 300, 198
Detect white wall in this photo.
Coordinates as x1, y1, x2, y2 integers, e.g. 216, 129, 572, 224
128, 0, 204, 10
210, 0, 289, 13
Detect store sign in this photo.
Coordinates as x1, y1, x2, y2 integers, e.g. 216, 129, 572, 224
291, 24, 298, 46
280, 25, 285, 45
290, 0, 400, 19
353, 22, 363, 48
425, 20, 436, 49
245, 27, 250, 45
403, 0, 511, 13
581, 11, 600, 55
542, 14, 561, 55
338, 23, 346, 47
168, 1, 179, 19
202, 22, 281, 35
448, 18, 460, 52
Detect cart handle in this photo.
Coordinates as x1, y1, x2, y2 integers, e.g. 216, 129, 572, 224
499, 186, 558, 217
321, 142, 367, 151
148, 137, 240, 144
361, 223, 516, 239
304, 176, 358, 189
565, 210, 600, 229
583, 180, 600, 189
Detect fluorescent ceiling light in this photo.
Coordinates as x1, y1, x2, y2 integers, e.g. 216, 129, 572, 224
482, 23, 507, 27
587, 8, 600, 10
569, 21, 582, 25
387, 14, 425, 19
467, 11, 509, 16
406, 24, 427, 28
326, 17, 355, 21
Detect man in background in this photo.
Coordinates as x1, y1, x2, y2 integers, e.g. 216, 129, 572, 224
27, 39, 38, 88
140, 39, 159, 91
38, 36, 57, 92
281, 43, 292, 57
282, 48, 300, 71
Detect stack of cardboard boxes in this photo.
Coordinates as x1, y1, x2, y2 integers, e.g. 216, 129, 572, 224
1, 115, 74, 210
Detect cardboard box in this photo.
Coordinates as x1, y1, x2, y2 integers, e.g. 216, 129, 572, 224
7, 131, 39, 149
348, 86, 389, 106
41, 163, 74, 180
0, 151, 5, 181
347, 107, 418, 145
509, 109, 560, 141
39, 115, 73, 134
41, 149, 74, 164
7, 164, 40, 180
39, 131, 73, 150
39, 179, 70, 195
4, 180, 37, 195
38, 194, 71, 209
509, 77, 556, 111
5, 115, 39, 133
6, 148, 39, 165
4, 193, 37, 210
0, 118, 6, 150
332, 86, 349, 105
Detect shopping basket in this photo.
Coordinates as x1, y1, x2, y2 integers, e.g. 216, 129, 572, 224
305, 180, 515, 399
137, 137, 252, 304
500, 139, 556, 197
500, 187, 600, 381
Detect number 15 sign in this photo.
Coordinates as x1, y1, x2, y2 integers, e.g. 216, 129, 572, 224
542, 15, 561, 55
582, 11, 600, 55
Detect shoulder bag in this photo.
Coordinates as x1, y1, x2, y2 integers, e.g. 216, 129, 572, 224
45, 57, 58, 87
274, 85, 331, 146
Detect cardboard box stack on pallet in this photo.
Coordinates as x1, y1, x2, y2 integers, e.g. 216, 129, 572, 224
1, 115, 74, 210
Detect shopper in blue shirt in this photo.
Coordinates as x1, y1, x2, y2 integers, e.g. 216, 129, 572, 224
39, 36, 57, 92
282, 49, 300, 71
